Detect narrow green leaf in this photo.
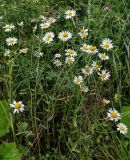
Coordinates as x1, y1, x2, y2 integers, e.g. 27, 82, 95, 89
0, 100, 10, 137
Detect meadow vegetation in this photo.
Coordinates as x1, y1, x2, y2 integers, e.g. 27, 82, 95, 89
0, 0, 130, 159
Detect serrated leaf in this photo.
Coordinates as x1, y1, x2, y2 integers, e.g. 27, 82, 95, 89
0, 143, 22, 160
0, 100, 10, 137
121, 106, 130, 139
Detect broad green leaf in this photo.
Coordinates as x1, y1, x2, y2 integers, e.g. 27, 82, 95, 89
0, 100, 10, 137
0, 143, 22, 160
121, 106, 130, 139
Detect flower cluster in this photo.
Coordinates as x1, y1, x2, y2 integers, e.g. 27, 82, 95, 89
107, 108, 128, 134
2, 8, 128, 138
74, 36, 112, 92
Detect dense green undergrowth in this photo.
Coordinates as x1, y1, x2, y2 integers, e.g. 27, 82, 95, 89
0, 0, 130, 159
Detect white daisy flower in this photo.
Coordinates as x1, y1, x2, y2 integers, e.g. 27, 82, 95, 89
47, 17, 56, 24
6, 37, 17, 46
65, 57, 75, 64
42, 32, 55, 44
98, 70, 110, 81
53, 59, 62, 67
10, 100, 25, 113
58, 31, 72, 41
54, 54, 61, 58
82, 65, 93, 76
80, 43, 89, 53
40, 22, 50, 29
65, 10, 76, 19
117, 123, 128, 135
102, 98, 110, 105
80, 85, 89, 93
65, 49, 77, 57
98, 53, 109, 60
107, 108, 121, 122
87, 45, 98, 54
19, 48, 28, 54
3, 24, 15, 32
100, 38, 113, 50
74, 76, 83, 85
91, 61, 101, 71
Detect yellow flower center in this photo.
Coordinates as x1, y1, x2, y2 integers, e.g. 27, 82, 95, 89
63, 33, 69, 38
104, 42, 110, 48
89, 46, 96, 51
82, 45, 88, 50
68, 50, 74, 54
68, 12, 72, 16
9, 40, 14, 44
43, 23, 48, 28
120, 126, 125, 131
101, 73, 106, 78
77, 79, 81, 83
15, 103, 22, 109
81, 33, 87, 38
6, 25, 11, 29
101, 54, 107, 58
68, 58, 73, 62
47, 35, 51, 38
85, 67, 90, 73
111, 112, 117, 118
94, 64, 99, 69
